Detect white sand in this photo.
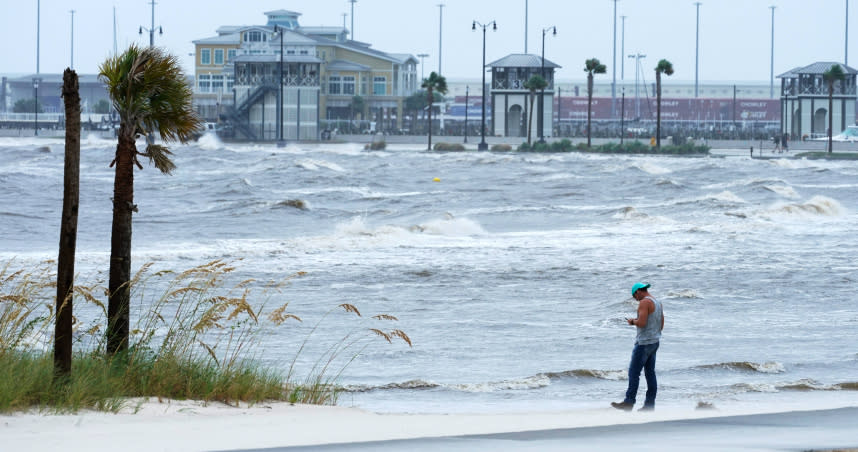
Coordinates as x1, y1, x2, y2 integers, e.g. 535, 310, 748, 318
3, 395, 857, 451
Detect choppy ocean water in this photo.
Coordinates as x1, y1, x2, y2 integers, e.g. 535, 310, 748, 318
1, 134, 856, 414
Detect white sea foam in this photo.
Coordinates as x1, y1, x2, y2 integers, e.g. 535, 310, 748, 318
708, 191, 746, 203
417, 216, 486, 236
196, 133, 223, 151
763, 185, 800, 199
633, 161, 672, 175
295, 158, 346, 172
451, 375, 552, 392
665, 289, 703, 299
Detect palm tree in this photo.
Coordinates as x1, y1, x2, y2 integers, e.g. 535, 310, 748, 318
524, 75, 547, 146
421, 72, 447, 150
98, 44, 201, 355
655, 59, 675, 150
823, 64, 846, 153
584, 58, 607, 148
55, 68, 81, 378
405, 91, 428, 134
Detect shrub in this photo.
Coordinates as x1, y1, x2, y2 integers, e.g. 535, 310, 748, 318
364, 140, 386, 150
433, 142, 465, 151
490, 144, 513, 151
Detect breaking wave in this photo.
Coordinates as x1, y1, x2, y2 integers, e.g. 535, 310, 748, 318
695, 361, 785, 373
763, 196, 844, 218
343, 368, 627, 393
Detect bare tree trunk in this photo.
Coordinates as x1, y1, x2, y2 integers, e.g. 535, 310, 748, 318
107, 131, 136, 356
656, 71, 662, 150
55, 68, 80, 377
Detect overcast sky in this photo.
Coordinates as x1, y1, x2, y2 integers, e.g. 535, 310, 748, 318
0, 0, 851, 83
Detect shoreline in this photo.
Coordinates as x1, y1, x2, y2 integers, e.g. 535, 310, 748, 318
3, 396, 857, 451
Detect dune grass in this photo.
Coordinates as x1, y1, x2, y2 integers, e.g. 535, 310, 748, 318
0, 260, 410, 414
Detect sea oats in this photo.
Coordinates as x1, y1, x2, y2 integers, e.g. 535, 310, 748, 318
338, 303, 361, 317
372, 314, 398, 321
369, 328, 392, 343
390, 329, 412, 347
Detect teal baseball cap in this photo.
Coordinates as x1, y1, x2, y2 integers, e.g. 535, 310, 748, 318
631, 282, 651, 296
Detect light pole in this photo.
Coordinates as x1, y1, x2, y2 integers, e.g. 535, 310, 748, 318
557, 87, 562, 136
349, 0, 357, 39
274, 25, 285, 145
33, 77, 39, 136
464, 85, 469, 143
620, 87, 625, 145
694, 2, 701, 98
770, 5, 776, 98
139, 0, 162, 47
473, 20, 496, 151
620, 15, 626, 80
438, 4, 445, 74
847, 0, 850, 66
70, 10, 75, 69
611, 0, 618, 119
418, 53, 429, 80
538, 26, 556, 144
628, 53, 645, 119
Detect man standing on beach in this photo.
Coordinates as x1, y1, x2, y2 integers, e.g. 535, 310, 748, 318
612, 282, 664, 412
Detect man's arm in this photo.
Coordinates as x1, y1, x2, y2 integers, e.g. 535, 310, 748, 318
630, 299, 653, 327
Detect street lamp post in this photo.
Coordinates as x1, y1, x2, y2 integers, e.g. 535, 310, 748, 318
274, 25, 285, 146
538, 26, 556, 144
438, 4, 445, 74
33, 77, 39, 136
473, 20, 496, 151
70, 10, 75, 69
138, 0, 162, 47
694, 2, 701, 98
620, 87, 625, 145
417, 53, 429, 80
557, 87, 562, 137
628, 53, 645, 119
464, 85, 469, 143
770, 5, 776, 99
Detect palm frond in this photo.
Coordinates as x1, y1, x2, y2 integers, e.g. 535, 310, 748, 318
140, 144, 176, 175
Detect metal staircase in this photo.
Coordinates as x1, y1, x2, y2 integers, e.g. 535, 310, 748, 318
223, 83, 277, 140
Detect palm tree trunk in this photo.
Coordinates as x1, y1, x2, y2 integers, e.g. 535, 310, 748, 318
828, 83, 834, 153
427, 89, 433, 150
656, 71, 662, 150
55, 69, 80, 378
107, 130, 136, 356
528, 92, 535, 146
587, 73, 593, 148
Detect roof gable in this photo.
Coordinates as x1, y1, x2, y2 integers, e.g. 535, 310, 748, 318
486, 53, 561, 69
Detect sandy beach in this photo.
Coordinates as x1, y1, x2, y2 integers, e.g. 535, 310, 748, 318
3, 396, 857, 452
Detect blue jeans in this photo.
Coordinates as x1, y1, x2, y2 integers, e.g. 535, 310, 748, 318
624, 342, 659, 407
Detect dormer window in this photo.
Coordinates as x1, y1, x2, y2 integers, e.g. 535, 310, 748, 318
244, 31, 266, 42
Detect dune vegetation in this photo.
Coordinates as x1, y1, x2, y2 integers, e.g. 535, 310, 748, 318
0, 260, 410, 413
